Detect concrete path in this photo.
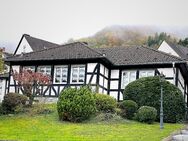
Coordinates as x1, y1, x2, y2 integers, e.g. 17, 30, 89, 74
171, 129, 188, 141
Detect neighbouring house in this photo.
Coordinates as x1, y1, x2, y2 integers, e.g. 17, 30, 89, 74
0, 48, 12, 102
14, 34, 58, 55
158, 40, 188, 60
1, 34, 188, 105
158, 40, 188, 95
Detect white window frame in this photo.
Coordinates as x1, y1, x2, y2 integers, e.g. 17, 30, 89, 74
139, 70, 155, 78
53, 65, 68, 84
23, 66, 35, 72
71, 65, 85, 84
37, 66, 51, 76
121, 70, 137, 89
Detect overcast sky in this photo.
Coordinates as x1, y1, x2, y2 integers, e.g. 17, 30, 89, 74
0, 0, 188, 52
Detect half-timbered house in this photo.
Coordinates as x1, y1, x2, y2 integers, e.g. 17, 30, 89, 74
2, 34, 188, 104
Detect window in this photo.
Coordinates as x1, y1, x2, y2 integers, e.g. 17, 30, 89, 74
54, 66, 68, 84
37, 66, 51, 76
121, 71, 136, 88
139, 70, 154, 78
23, 66, 35, 72
71, 65, 85, 83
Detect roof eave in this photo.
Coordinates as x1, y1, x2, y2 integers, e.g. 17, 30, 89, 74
5, 57, 105, 63
112, 61, 186, 68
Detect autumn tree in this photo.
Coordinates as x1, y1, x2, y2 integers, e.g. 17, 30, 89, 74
13, 69, 51, 106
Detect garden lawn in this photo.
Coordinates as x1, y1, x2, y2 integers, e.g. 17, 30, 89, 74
0, 104, 184, 141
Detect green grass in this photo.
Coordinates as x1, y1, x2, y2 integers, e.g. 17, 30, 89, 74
0, 104, 184, 141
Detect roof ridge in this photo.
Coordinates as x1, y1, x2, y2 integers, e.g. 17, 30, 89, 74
94, 45, 134, 50
140, 45, 183, 61
79, 42, 103, 56
24, 34, 58, 46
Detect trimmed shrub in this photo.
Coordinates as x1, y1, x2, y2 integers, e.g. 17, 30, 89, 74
135, 106, 157, 124
119, 100, 138, 119
57, 86, 96, 122
123, 76, 186, 123
95, 93, 117, 112
2, 93, 28, 114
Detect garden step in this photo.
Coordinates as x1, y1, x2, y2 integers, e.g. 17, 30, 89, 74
172, 134, 188, 141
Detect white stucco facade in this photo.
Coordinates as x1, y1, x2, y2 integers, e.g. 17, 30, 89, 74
0, 79, 6, 102
15, 37, 33, 55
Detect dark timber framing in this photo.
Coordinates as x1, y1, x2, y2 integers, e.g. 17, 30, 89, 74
7, 65, 12, 93
175, 68, 179, 86
8, 62, 94, 97
96, 63, 100, 93
84, 64, 87, 85
107, 69, 111, 95
117, 69, 122, 101
5, 59, 188, 108
88, 64, 98, 84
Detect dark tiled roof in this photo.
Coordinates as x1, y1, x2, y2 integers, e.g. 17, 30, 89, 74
165, 41, 188, 60
6, 41, 183, 66
95, 46, 182, 66
7, 42, 103, 62
24, 34, 58, 51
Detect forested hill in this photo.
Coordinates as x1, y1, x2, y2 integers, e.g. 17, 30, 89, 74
76, 25, 188, 48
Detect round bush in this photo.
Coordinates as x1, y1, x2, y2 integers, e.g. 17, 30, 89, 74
120, 100, 138, 119
136, 106, 157, 124
2, 93, 27, 114
57, 86, 96, 122
95, 93, 117, 112
123, 76, 186, 123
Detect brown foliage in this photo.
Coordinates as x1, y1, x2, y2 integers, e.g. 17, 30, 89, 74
13, 69, 51, 105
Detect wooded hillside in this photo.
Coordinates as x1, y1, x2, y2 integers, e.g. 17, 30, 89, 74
72, 25, 188, 48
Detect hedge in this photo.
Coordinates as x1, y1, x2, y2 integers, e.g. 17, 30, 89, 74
123, 76, 186, 123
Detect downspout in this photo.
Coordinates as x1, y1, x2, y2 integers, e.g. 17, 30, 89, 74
172, 62, 176, 85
